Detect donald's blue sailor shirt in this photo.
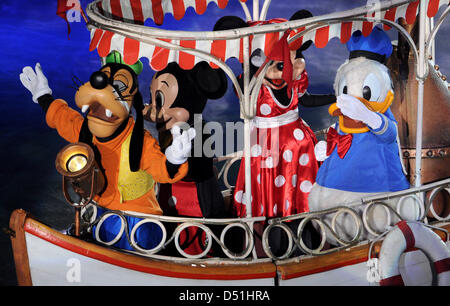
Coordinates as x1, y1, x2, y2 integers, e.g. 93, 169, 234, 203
316, 109, 410, 193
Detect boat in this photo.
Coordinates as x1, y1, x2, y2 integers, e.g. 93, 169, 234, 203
9, 0, 450, 286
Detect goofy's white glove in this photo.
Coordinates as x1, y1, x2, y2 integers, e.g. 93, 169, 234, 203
336, 94, 381, 130
165, 125, 196, 165
19, 63, 52, 103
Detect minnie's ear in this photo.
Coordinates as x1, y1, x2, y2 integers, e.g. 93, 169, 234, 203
193, 61, 228, 100
290, 10, 313, 53
214, 16, 247, 31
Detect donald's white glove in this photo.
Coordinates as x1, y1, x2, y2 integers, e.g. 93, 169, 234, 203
314, 140, 329, 162
336, 94, 382, 130
165, 125, 196, 165
19, 63, 52, 103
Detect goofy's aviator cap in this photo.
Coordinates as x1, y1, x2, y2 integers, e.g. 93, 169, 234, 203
347, 27, 393, 64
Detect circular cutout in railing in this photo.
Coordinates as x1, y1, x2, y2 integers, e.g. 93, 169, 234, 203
220, 222, 253, 259
94, 212, 126, 246
262, 223, 293, 260
174, 223, 213, 259
81, 203, 98, 224
427, 187, 450, 221
130, 219, 166, 253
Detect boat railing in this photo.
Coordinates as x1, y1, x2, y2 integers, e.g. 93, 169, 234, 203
80, 170, 449, 263
265, 177, 450, 260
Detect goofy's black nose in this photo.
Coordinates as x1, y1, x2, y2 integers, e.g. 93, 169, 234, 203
90, 71, 109, 90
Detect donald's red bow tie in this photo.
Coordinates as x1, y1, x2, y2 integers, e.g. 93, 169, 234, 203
326, 127, 353, 159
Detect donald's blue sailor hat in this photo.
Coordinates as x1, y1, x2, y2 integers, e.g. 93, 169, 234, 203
346, 26, 393, 64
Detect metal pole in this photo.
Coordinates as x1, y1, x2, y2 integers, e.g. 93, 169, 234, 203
414, 0, 427, 188
429, 17, 435, 61
260, 0, 272, 21
253, 0, 260, 21
74, 207, 81, 237
242, 36, 252, 218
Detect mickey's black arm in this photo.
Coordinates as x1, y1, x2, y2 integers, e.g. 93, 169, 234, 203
299, 92, 336, 107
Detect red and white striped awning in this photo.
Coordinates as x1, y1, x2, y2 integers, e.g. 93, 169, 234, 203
288, 0, 449, 50
89, 19, 285, 70
95, 0, 247, 25
89, 0, 449, 71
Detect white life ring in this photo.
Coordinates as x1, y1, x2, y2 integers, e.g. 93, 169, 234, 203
378, 221, 450, 286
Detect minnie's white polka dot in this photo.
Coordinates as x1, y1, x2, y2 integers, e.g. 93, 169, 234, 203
293, 128, 304, 141
260, 103, 272, 115
292, 175, 297, 187
285, 199, 290, 211
260, 203, 264, 215
257, 173, 261, 184
273, 204, 278, 215
234, 190, 244, 203
274, 175, 286, 187
299, 153, 310, 166
283, 150, 293, 162
265, 156, 274, 168
300, 180, 313, 193
251, 144, 262, 157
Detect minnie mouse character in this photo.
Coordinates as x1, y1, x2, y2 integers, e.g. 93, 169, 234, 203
214, 10, 336, 219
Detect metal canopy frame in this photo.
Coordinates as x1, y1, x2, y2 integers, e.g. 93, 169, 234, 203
86, 0, 449, 218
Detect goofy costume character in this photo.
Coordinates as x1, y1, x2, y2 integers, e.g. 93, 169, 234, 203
20, 51, 195, 251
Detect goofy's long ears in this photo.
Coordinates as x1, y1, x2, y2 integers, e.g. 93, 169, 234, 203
129, 91, 144, 172
106, 51, 145, 172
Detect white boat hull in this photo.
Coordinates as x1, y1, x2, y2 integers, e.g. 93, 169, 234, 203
25, 233, 273, 286
9, 209, 450, 286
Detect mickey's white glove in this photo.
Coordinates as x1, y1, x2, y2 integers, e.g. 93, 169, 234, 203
19, 63, 52, 103
336, 94, 381, 130
314, 140, 329, 162
165, 125, 196, 165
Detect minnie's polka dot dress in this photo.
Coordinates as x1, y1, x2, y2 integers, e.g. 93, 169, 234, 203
233, 73, 318, 218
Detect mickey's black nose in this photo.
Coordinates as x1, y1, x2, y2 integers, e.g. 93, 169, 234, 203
90, 71, 109, 90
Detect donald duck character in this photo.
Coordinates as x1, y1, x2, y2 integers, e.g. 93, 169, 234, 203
308, 27, 410, 245
19, 51, 194, 251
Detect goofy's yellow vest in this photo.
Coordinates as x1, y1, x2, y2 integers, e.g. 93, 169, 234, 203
117, 133, 155, 203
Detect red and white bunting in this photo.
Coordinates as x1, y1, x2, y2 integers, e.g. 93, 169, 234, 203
95, 0, 247, 25
89, 0, 449, 71
288, 0, 449, 49
89, 27, 283, 70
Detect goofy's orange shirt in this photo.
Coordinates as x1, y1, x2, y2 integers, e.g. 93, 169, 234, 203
46, 99, 188, 215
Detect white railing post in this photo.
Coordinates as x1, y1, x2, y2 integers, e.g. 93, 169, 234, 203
253, 0, 260, 21
414, 0, 427, 188
242, 36, 253, 219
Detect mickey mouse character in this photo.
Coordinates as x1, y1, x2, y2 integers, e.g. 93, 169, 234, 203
143, 61, 228, 255
214, 10, 336, 219
144, 61, 228, 218
19, 51, 194, 251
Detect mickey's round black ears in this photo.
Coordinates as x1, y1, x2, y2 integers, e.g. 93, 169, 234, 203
213, 15, 247, 31
193, 61, 228, 100
290, 9, 313, 52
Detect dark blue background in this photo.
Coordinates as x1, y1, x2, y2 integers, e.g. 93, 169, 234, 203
0, 0, 448, 285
